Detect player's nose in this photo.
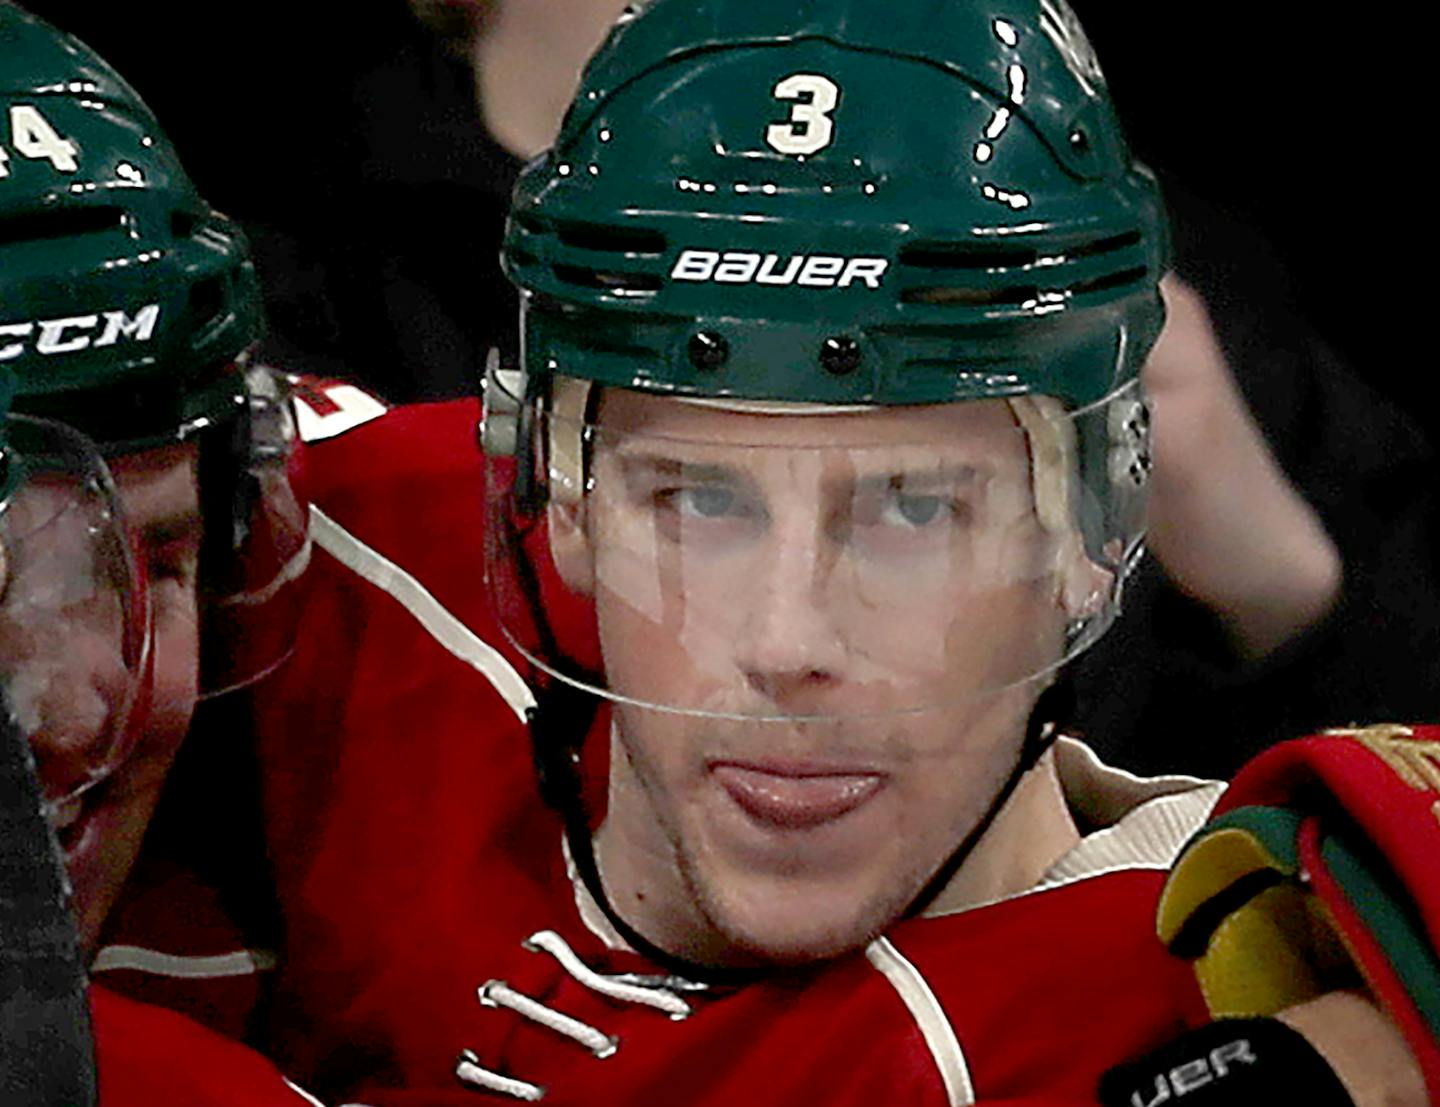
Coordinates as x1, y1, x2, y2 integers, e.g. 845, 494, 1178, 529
735, 520, 849, 705
4, 602, 134, 800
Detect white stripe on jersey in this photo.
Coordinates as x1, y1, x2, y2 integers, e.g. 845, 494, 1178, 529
865, 936, 975, 1106
90, 945, 278, 979
310, 506, 537, 721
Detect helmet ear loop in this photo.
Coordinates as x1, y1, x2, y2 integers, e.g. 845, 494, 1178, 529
1006, 396, 1111, 621
545, 377, 599, 596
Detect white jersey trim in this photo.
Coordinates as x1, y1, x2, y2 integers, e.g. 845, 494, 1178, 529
1035, 738, 1223, 889
866, 937, 975, 1106
311, 506, 536, 721
563, 830, 635, 953
922, 738, 1223, 918
90, 944, 278, 979
284, 1079, 338, 1107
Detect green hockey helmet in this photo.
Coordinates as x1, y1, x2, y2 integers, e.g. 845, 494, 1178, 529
489, 0, 1165, 731
502, 0, 1165, 408
0, 4, 261, 441
0, 4, 307, 695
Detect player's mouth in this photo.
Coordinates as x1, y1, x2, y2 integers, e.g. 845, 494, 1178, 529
46, 780, 110, 863
709, 760, 885, 830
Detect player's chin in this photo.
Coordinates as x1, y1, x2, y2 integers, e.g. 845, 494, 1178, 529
66, 760, 169, 955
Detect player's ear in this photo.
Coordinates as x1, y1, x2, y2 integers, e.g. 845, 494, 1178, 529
547, 499, 594, 595
542, 375, 595, 595
1055, 530, 1111, 619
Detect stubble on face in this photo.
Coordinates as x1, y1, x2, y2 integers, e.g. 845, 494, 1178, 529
599, 685, 1042, 968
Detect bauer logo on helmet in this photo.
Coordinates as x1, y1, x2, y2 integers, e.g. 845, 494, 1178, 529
670, 249, 889, 289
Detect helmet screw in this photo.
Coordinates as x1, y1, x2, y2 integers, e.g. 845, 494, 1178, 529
688, 331, 729, 371
819, 336, 862, 376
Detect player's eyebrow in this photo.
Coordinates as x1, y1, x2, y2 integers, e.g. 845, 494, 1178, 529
612, 452, 747, 485
134, 509, 204, 549
610, 451, 989, 493
845, 464, 983, 494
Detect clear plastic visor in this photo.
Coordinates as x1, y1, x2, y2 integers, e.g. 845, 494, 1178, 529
197, 368, 310, 697
0, 415, 151, 811
485, 378, 1149, 748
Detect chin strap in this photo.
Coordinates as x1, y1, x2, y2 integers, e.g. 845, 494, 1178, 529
0, 695, 97, 1107
904, 677, 1073, 918
529, 682, 762, 988
530, 676, 1075, 985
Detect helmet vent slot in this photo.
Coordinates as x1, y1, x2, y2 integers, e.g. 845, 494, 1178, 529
1065, 230, 1143, 259
900, 265, 1149, 308
0, 206, 124, 247
554, 221, 668, 257
1069, 265, 1149, 297
553, 264, 662, 295
899, 229, 1141, 272
901, 244, 1040, 270
171, 210, 204, 239
898, 229, 1147, 309
901, 284, 1041, 306
188, 276, 227, 330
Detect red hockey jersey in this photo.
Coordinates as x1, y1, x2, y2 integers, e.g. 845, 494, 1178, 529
249, 394, 1226, 1106
91, 983, 320, 1107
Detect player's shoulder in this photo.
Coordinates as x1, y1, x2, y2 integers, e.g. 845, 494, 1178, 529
90, 856, 274, 1044
284, 375, 489, 569
91, 984, 320, 1107
287, 374, 483, 494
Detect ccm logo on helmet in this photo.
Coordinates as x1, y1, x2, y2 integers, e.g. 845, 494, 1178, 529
671, 250, 889, 289
0, 305, 159, 362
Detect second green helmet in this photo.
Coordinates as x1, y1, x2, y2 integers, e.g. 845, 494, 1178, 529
0, 1, 263, 450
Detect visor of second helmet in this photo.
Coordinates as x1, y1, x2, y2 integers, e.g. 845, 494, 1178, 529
0, 414, 151, 820
194, 366, 310, 697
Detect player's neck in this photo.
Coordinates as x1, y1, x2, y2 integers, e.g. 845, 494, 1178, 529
921, 748, 1080, 916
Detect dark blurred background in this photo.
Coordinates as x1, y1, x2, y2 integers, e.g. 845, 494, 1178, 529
23, 2, 1428, 447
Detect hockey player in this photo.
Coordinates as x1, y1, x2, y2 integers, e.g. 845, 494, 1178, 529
1, 5, 321, 1103
0, 389, 317, 1107
250, 1, 1436, 1104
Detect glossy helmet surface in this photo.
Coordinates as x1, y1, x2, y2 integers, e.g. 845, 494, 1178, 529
0, 3, 305, 694
0, 3, 261, 444
502, 0, 1167, 409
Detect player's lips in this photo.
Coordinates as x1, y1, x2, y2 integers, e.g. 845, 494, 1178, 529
45, 776, 114, 863
710, 761, 885, 829
49, 791, 96, 858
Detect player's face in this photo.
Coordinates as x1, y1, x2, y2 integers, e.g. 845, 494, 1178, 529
24, 443, 202, 951
583, 391, 1069, 965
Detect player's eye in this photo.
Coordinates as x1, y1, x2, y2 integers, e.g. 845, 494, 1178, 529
649, 482, 765, 547
844, 477, 977, 562
667, 485, 743, 520
884, 492, 948, 528
854, 481, 971, 530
